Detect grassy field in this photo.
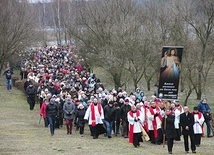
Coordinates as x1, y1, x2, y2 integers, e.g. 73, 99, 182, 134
0, 76, 214, 155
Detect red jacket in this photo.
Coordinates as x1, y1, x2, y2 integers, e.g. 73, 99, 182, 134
40, 102, 48, 118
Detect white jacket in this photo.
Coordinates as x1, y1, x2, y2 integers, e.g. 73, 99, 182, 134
128, 110, 144, 133
174, 108, 181, 129
147, 106, 162, 130
193, 112, 205, 134
84, 104, 104, 125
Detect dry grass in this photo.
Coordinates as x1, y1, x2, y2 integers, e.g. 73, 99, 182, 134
0, 76, 214, 155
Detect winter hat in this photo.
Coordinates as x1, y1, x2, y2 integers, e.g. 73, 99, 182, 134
125, 99, 129, 102
50, 98, 55, 103
193, 106, 198, 111
67, 98, 71, 102
108, 101, 114, 105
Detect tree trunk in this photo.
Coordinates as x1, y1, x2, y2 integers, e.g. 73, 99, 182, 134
147, 80, 151, 91
184, 89, 192, 106
0, 59, 5, 74
196, 70, 202, 100
111, 72, 122, 91
133, 77, 138, 91
57, 0, 61, 45
180, 74, 184, 92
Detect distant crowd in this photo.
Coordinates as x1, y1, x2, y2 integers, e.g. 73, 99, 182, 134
4, 45, 213, 154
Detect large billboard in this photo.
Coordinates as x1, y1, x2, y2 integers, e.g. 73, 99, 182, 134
158, 46, 183, 99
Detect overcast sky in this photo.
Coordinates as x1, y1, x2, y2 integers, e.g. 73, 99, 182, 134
28, 0, 51, 3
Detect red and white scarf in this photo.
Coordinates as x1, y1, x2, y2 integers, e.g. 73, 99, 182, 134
149, 106, 162, 138
91, 104, 102, 126
129, 110, 140, 143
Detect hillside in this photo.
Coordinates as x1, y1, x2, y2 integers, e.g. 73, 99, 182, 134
0, 75, 214, 155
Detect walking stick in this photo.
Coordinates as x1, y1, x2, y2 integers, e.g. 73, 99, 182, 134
115, 121, 117, 135
139, 122, 150, 141
38, 115, 42, 124
163, 100, 169, 148
163, 116, 167, 148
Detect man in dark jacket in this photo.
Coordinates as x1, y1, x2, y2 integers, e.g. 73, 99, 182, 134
46, 98, 59, 136
26, 83, 36, 110
48, 83, 58, 96
120, 99, 131, 138
4, 69, 13, 91
180, 106, 196, 154
162, 109, 176, 154
24, 78, 32, 92
103, 101, 116, 138
113, 102, 121, 136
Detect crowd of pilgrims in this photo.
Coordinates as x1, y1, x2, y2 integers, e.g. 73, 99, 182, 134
21, 45, 211, 153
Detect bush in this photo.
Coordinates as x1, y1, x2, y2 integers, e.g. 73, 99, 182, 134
12, 76, 19, 87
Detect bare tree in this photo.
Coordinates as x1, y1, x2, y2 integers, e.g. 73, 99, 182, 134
178, 0, 214, 100
50, 0, 64, 45
67, 0, 147, 90
0, 0, 37, 72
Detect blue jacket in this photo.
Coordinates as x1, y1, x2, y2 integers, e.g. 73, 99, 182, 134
197, 102, 211, 114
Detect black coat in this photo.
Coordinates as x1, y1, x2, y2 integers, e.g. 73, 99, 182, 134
115, 107, 121, 121
180, 112, 194, 135
120, 104, 131, 121
26, 86, 36, 98
104, 105, 116, 122
24, 81, 32, 91
46, 103, 59, 117
162, 114, 176, 139
75, 109, 86, 127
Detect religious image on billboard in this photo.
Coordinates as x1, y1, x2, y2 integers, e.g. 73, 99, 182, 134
158, 46, 183, 99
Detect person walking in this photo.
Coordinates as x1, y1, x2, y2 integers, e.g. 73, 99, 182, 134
180, 106, 196, 154
170, 102, 182, 141
103, 101, 116, 138
147, 101, 163, 144
162, 109, 177, 154
192, 106, 205, 147
26, 83, 36, 110
84, 98, 106, 139
197, 98, 212, 137
24, 78, 32, 92
46, 98, 59, 136
127, 105, 144, 147
4, 69, 13, 91
40, 98, 49, 127
74, 104, 86, 136
120, 99, 131, 138
63, 98, 76, 134
113, 102, 121, 136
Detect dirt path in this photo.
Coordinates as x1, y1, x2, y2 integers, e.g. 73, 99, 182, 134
0, 77, 213, 155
